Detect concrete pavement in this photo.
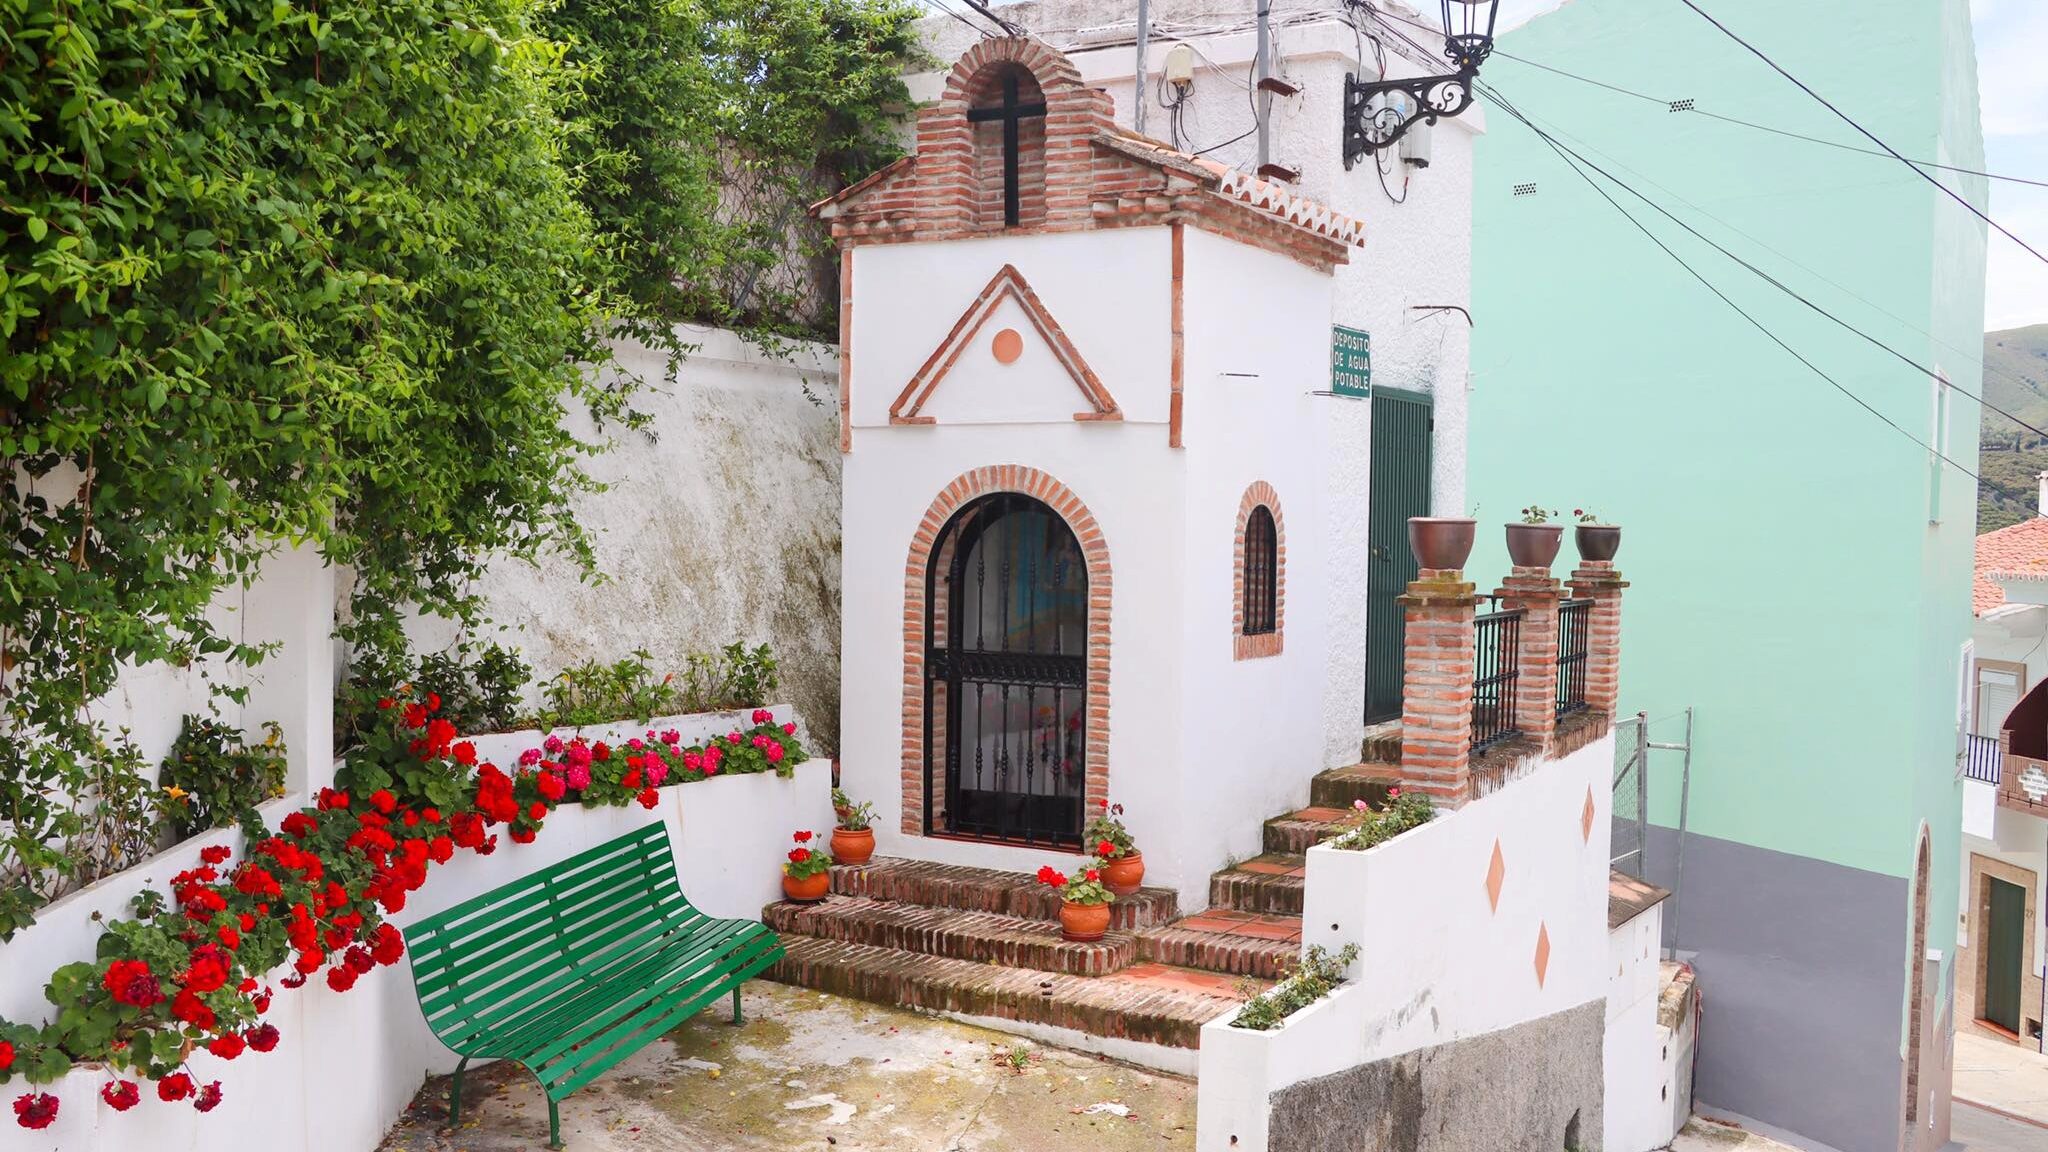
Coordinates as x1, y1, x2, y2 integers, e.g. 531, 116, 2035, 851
1954, 1030, 2048, 1127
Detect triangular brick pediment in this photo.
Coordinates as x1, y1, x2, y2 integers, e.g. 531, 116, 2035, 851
889, 264, 1121, 425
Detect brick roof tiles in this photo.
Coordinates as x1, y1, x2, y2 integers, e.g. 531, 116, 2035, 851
1974, 516, 2048, 615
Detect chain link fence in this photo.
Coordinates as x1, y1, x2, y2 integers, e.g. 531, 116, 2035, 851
1612, 713, 1648, 880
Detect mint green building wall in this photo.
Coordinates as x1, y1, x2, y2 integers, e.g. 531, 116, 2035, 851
1467, 1, 1984, 1147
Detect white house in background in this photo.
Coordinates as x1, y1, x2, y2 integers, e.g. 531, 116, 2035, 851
1960, 473, 2048, 1052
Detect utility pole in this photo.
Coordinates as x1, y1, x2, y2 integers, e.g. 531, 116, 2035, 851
1134, 0, 1151, 138
1254, 0, 1272, 167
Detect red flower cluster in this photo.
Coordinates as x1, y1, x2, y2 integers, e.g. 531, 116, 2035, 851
11, 1093, 56, 1130
101, 1079, 141, 1112
103, 959, 163, 1008
1035, 865, 1068, 888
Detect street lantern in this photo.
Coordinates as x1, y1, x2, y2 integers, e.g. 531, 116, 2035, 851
1342, 0, 1500, 169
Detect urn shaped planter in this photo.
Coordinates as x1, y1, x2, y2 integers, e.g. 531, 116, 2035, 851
1504, 523, 1564, 569
1101, 851, 1145, 897
830, 827, 875, 866
1059, 900, 1111, 942
1407, 518, 1477, 572
1575, 524, 1622, 562
782, 871, 830, 903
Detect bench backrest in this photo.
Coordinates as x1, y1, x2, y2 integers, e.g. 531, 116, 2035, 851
405, 821, 709, 1052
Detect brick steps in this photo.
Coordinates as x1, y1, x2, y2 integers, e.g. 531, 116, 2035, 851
767, 935, 1248, 1050
1135, 911, 1300, 979
1310, 762, 1402, 809
830, 857, 1180, 931
1361, 721, 1404, 764
1208, 853, 1307, 915
762, 895, 1132, 976
1262, 805, 1352, 854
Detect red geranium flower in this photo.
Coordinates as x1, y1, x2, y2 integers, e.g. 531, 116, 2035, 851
793, 830, 813, 843
370, 789, 397, 814
787, 848, 810, 864
183, 944, 231, 993
452, 741, 478, 766
246, 1023, 281, 1053
193, 1081, 223, 1113
158, 1072, 195, 1102
402, 703, 428, 728
12, 1092, 57, 1130
101, 1079, 141, 1112
1096, 840, 1116, 857
0, 1041, 12, 1071
326, 966, 359, 993
1084, 869, 1100, 883
372, 923, 405, 966
636, 788, 659, 809
207, 1032, 246, 1060
199, 845, 232, 865
104, 958, 164, 1008
171, 988, 217, 1032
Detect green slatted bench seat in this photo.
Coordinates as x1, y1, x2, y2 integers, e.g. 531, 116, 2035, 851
404, 822, 782, 1148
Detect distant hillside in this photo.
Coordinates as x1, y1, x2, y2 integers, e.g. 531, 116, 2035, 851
1978, 324, 2048, 533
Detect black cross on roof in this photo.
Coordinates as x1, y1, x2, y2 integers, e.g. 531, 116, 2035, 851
966, 70, 1047, 227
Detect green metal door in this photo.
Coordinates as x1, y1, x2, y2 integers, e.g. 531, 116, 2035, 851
1985, 877, 2025, 1034
1365, 388, 1434, 726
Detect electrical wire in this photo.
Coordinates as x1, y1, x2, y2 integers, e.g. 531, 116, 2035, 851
1478, 79, 2024, 503
1491, 50, 2048, 192
1673, 0, 2048, 267
919, 0, 998, 38
959, 0, 1022, 37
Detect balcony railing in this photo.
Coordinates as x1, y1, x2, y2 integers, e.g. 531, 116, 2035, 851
1965, 733, 2002, 785
1556, 598, 1592, 717
1472, 607, 1523, 752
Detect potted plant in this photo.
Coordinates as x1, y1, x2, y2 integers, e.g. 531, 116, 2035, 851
1407, 515, 1477, 572
1574, 509, 1621, 562
832, 786, 855, 826
1086, 800, 1142, 895
782, 830, 833, 902
1505, 506, 1565, 569
831, 795, 876, 866
1036, 864, 1115, 941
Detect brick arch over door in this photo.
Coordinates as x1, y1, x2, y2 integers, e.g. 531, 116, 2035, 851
901, 465, 1112, 836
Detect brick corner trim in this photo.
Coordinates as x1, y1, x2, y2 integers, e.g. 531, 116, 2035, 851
900, 465, 1112, 836
1232, 481, 1285, 661
889, 263, 1122, 426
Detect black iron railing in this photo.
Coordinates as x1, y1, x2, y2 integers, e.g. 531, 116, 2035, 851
1472, 607, 1523, 752
1244, 505, 1278, 635
1556, 598, 1592, 717
1965, 733, 2002, 785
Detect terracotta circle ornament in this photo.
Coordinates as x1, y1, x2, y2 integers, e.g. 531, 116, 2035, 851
991, 327, 1023, 364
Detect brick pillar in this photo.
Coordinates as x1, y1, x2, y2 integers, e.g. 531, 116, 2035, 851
1400, 569, 1480, 808
1568, 561, 1628, 716
1496, 566, 1563, 753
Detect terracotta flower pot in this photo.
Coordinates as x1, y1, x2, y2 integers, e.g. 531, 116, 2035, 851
1407, 518, 1476, 572
830, 827, 875, 866
1504, 523, 1564, 569
1059, 899, 1111, 942
782, 871, 830, 903
1575, 524, 1622, 562
1100, 851, 1144, 897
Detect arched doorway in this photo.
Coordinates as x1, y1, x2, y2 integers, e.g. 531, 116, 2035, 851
924, 492, 1088, 847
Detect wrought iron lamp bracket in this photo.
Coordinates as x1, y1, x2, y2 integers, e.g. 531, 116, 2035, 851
1342, 69, 1476, 170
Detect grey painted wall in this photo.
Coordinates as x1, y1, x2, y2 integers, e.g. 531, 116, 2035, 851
1267, 999, 1605, 1152
1648, 825, 1909, 1152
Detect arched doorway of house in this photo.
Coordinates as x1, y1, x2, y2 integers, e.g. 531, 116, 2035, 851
923, 492, 1088, 847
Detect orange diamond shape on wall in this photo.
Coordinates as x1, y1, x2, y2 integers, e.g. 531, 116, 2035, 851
1581, 787, 1596, 843
1534, 922, 1551, 988
1485, 840, 1506, 912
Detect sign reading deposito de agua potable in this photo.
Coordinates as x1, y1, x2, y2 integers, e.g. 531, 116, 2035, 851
1331, 325, 1371, 398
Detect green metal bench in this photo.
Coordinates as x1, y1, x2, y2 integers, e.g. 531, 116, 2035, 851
404, 821, 782, 1148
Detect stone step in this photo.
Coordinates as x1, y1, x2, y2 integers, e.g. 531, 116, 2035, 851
767, 935, 1249, 1050
1262, 806, 1353, 854
1310, 762, 1402, 809
830, 857, 1180, 931
1136, 911, 1302, 980
762, 895, 1133, 976
1208, 853, 1308, 915
1361, 720, 1404, 764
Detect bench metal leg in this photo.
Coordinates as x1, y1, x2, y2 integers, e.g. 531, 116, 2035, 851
547, 1098, 563, 1150
448, 1057, 469, 1127
732, 986, 743, 1025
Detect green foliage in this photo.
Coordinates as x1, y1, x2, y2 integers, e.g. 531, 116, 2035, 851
538, 642, 781, 729
1977, 324, 2048, 533
0, 729, 161, 940
680, 642, 781, 713
833, 792, 874, 831
159, 717, 288, 841
1324, 790, 1436, 852
1084, 801, 1135, 860
1229, 943, 1360, 1032
338, 640, 533, 748
1519, 505, 1555, 525
782, 831, 832, 879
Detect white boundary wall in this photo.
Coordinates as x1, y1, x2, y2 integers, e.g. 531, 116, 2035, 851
0, 707, 828, 1152
1195, 735, 1614, 1152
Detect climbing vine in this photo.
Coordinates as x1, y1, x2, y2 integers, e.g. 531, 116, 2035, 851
0, 0, 919, 938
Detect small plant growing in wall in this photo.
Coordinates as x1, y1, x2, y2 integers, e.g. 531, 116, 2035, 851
1230, 943, 1362, 1031
1323, 787, 1435, 852
159, 717, 288, 841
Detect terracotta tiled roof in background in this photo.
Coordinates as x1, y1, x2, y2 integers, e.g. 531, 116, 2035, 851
1974, 516, 2048, 614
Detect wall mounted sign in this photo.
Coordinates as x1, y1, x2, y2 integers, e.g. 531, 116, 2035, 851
1331, 326, 1371, 398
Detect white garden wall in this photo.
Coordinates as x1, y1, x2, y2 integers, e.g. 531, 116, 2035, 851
1607, 903, 1687, 1152
0, 707, 828, 1152
1196, 734, 1614, 1152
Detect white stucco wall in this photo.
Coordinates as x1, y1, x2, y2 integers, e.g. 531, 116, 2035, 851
398, 326, 845, 751
0, 708, 827, 1152
909, 2, 1477, 767
1196, 735, 1614, 1151
1606, 904, 1685, 1152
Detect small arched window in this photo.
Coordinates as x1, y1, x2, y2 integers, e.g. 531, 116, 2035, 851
1234, 483, 1285, 660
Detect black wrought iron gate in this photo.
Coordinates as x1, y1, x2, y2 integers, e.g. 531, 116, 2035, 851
1364, 387, 1434, 725
925, 493, 1087, 847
